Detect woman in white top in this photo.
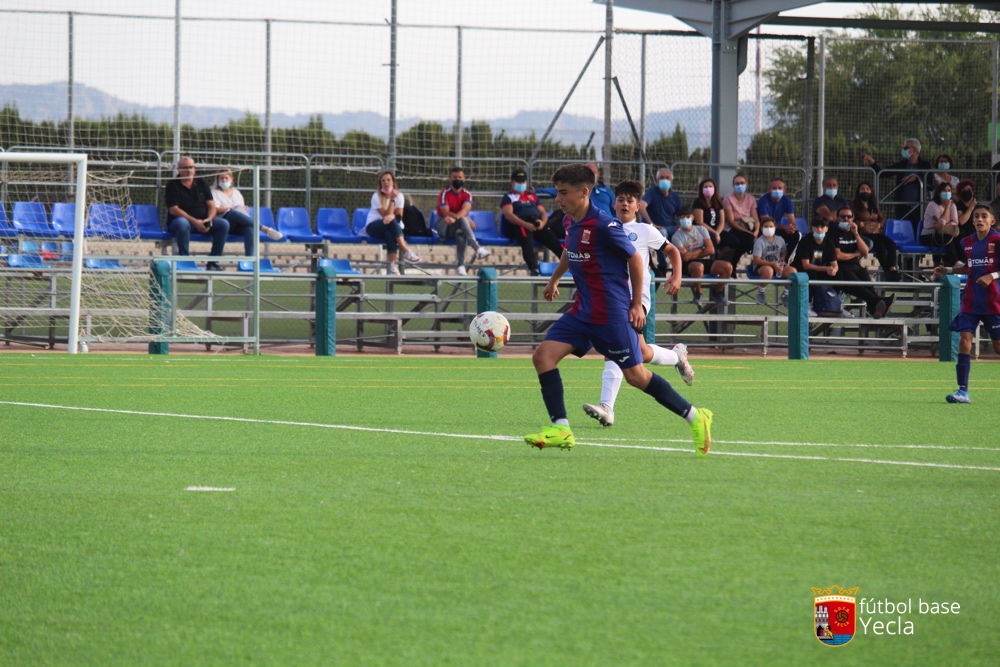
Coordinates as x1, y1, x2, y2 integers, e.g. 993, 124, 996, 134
210, 169, 283, 254
365, 170, 419, 274
921, 182, 962, 267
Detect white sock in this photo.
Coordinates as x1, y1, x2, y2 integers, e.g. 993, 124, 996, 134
600, 360, 624, 408
757, 286, 766, 293
649, 344, 679, 367
554, 418, 569, 427
684, 405, 698, 425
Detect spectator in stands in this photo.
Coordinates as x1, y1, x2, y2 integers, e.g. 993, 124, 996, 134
693, 178, 740, 269
671, 206, 733, 307
928, 154, 959, 192
366, 170, 421, 276
748, 215, 795, 307
989, 181, 1000, 220
852, 182, 900, 282
812, 176, 849, 224
921, 182, 963, 268
166, 157, 229, 271
791, 217, 838, 315
586, 162, 616, 217
862, 138, 931, 227
639, 167, 683, 276
210, 169, 282, 256
757, 177, 799, 258
722, 172, 759, 264
501, 168, 564, 276
436, 167, 490, 276
955, 179, 977, 236
832, 205, 893, 317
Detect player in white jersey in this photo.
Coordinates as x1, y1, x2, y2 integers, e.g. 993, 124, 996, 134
583, 180, 695, 427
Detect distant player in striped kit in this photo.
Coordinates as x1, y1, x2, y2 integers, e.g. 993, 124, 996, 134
582, 180, 694, 428
933, 203, 1000, 403
523, 164, 712, 456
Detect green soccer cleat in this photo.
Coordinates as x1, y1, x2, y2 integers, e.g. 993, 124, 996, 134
524, 425, 575, 450
691, 408, 713, 457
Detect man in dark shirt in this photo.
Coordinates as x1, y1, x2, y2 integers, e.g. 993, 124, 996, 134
862, 138, 931, 228
165, 157, 230, 270
831, 206, 893, 318
812, 176, 850, 224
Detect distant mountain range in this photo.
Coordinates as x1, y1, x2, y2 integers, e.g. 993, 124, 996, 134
0, 82, 772, 154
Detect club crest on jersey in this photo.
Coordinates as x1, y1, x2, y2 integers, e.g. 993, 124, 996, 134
989, 242, 996, 254
581, 230, 592, 244
813, 585, 859, 647
628, 232, 638, 242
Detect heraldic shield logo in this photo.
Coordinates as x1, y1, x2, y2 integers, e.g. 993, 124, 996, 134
812, 585, 859, 646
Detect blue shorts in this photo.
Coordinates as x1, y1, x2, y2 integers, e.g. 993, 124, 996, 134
745, 262, 783, 279
950, 312, 1000, 340
545, 313, 643, 369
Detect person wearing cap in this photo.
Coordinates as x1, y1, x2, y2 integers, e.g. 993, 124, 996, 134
436, 167, 490, 276
500, 169, 564, 275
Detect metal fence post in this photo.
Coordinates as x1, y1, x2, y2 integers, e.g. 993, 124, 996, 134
149, 261, 171, 355
476, 267, 498, 359
938, 275, 961, 362
788, 273, 809, 360
315, 264, 337, 356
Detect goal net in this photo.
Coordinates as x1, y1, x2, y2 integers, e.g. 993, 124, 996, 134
0, 153, 226, 351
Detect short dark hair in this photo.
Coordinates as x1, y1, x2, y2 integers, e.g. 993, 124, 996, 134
614, 180, 643, 199
837, 205, 854, 216
552, 163, 596, 189
810, 216, 828, 229
932, 181, 952, 205
449, 166, 465, 176
759, 215, 776, 225
972, 202, 997, 222
676, 206, 693, 217
770, 177, 785, 187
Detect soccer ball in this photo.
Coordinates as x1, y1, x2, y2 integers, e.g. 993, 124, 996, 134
469, 311, 510, 352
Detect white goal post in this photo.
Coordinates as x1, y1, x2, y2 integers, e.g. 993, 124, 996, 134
0, 152, 88, 353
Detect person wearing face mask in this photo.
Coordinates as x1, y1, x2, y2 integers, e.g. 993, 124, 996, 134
436, 167, 490, 276
862, 138, 931, 229
791, 218, 840, 316
211, 169, 284, 249
366, 170, 421, 275
852, 182, 899, 282
954, 179, 978, 237
501, 169, 564, 276
812, 176, 849, 224
747, 216, 795, 307
831, 206, 893, 317
639, 168, 683, 276
921, 183, 962, 267
928, 154, 959, 192
722, 173, 759, 264
692, 177, 741, 269
670, 206, 734, 307
989, 181, 1000, 223
756, 177, 800, 261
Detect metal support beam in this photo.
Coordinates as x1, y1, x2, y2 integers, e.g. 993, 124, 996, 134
387, 0, 398, 170
710, 0, 742, 187
602, 0, 613, 183
456, 26, 463, 166
172, 0, 181, 161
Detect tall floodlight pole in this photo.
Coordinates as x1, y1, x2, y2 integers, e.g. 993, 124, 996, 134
387, 0, 398, 170
602, 0, 613, 182
173, 0, 182, 161
456, 26, 463, 165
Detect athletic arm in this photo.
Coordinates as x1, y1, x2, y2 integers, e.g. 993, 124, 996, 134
662, 243, 682, 295
626, 252, 647, 331
638, 200, 654, 225
501, 204, 537, 229
543, 251, 571, 301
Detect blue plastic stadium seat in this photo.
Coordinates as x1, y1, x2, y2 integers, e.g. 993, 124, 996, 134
89, 203, 135, 239
127, 204, 173, 241
20, 240, 40, 253
174, 260, 205, 272
316, 208, 356, 243
538, 261, 558, 276
468, 210, 509, 247
317, 258, 361, 275
52, 203, 96, 237
40, 241, 59, 255
0, 204, 17, 238
84, 258, 129, 270
245, 207, 284, 243
352, 208, 377, 243
886, 219, 930, 253
7, 253, 53, 269
12, 202, 59, 238
59, 242, 74, 259
237, 259, 282, 273
276, 207, 323, 244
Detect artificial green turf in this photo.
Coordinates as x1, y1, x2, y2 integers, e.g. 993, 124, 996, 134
1, 354, 997, 665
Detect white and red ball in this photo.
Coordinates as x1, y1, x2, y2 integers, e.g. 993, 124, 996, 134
469, 311, 510, 352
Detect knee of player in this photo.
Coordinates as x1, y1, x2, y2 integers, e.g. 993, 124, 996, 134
622, 364, 651, 387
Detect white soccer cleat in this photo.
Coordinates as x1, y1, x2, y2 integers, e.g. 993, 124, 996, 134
262, 226, 284, 241
582, 402, 615, 427
456, 265, 468, 276
673, 343, 695, 386
476, 246, 491, 259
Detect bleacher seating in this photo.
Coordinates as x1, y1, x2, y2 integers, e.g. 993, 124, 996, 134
352, 208, 376, 242
316, 208, 356, 243
237, 259, 282, 273
317, 258, 361, 274
276, 207, 323, 244
246, 207, 284, 243
52, 203, 95, 237
174, 260, 204, 272
467, 210, 510, 246
538, 261, 558, 276
90, 203, 135, 239
0, 204, 18, 238
126, 205, 173, 241
7, 253, 53, 269
12, 202, 59, 238
84, 258, 128, 270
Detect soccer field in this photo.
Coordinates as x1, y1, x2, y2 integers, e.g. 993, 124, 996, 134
1, 353, 998, 665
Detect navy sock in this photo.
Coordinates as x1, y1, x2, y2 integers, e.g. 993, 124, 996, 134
538, 369, 567, 423
642, 372, 692, 418
957, 353, 971, 391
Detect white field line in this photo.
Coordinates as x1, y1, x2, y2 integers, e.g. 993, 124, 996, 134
185, 486, 235, 492
2, 401, 998, 473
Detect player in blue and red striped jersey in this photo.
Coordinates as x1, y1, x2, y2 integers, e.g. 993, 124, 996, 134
523, 163, 712, 456
933, 203, 1000, 403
